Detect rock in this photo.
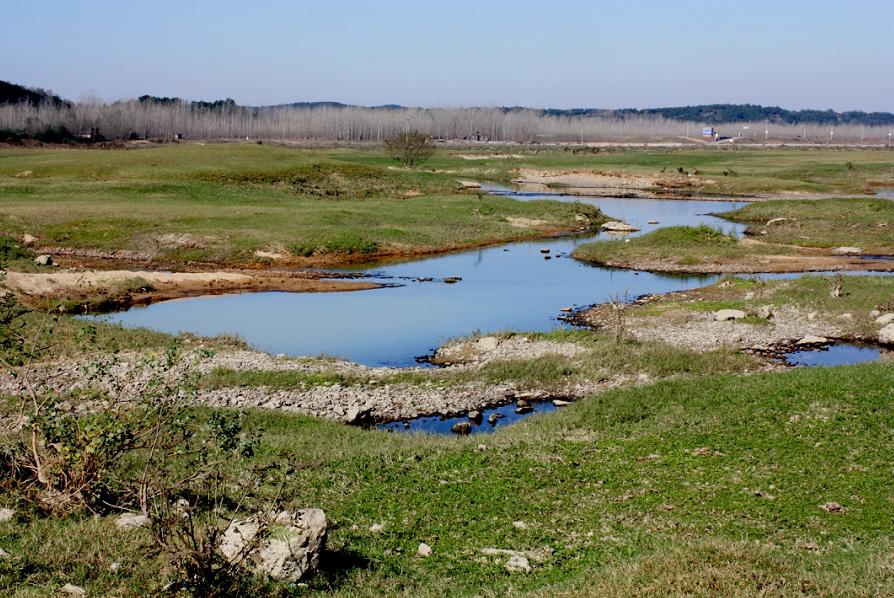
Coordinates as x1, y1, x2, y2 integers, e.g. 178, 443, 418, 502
458, 180, 480, 189
560, 306, 573, 313
369, 523, 384, 533
451, 421, 471, 435
219, 509, 327, 583
487, 413, 502, 425
832, 246, 863, 255
0, 508, 14, 523
539, 248, 550, 254
756, 305, 774, 320
797, 335, 829, 345
766, 217, 790, 226
109, 562, 121, 572
417, 542, 433, 557
115, 512, 149, 530
714, 309, 746, 321
476, 336, 500, 352
516, 399, 530, 409
505, 554, 532, 573
837, 313, 853, 320
61, 584, 86, 596
869, 310, 881, 318
468, 410, 482, 423
807, 311, 818, 321
22, 234, 37, 246
34, 254, 53, 266
744, 292, 755, 300
345, 405, 371, 425
512, 520, 529, 529
443, 276, 462, 284
875, 313, 894, 326
647, 220, 659, 224
515, 406, 533, 415
601, 221, 640, 233
879, 324, 894, 345
552, 399, 572, 407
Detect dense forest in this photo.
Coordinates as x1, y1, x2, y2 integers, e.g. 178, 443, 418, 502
2, 80, 893, 143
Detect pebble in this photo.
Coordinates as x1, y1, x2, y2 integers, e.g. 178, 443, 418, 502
0, 508, 14, 523
61, 584, 86, 596
505, 554, 532, 573
369, 523, 384, 533
417, 543, 433, 557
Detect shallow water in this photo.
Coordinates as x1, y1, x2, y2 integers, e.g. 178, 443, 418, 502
378, 400, 558, 435
785, 343, 885, 367
91, 190, 746, 366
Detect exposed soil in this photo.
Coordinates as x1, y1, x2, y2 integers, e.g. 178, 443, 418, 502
2, 268, 380, 312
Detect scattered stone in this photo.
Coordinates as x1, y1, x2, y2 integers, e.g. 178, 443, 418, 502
876, 313, 894, 326
468, 410, 482, 423
797, 335, 829, 346
820, 502, 846, 514
837, 313, 853, 320
552, 399, 572, 407
505, 554, 532, 573
345, 405, 372, 425
516, 399, 530, 409
369, 523, 384, 533
109, 562, 122, 572
878, 324, 894, 345
477, 444, 487, 451
807, 311, 818, 321
458, 180, 480, 189
417, 542, 433, 557
714, 309, 746, 321
515, 405, 533, 415
512, 520, 529, 529
476, 336, 500, 352
220, 509, 327, 583
766, 217, 790, 226
869, 309, 881, 318
22, 234, 37, 246
539, 248, 550, 254
756, 305, 774, 320
115, 512, 149, 530
601, 220, 640, 233
636, 373, 651, 383
487, 413, 502, 425
560, 306, 573, 312
451, 421, 471, 435
832, 246, 863, 255
0, 508, 14, 523
443, 276, 462, 284
61, 583, 86, 596
647, 220, 659, 224
34, 254, 53, 266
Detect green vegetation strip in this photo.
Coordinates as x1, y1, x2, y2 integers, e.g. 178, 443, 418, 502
3, 363, 893, 595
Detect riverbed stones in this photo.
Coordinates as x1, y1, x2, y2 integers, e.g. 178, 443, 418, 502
34, 254, 53, 266
879, 324, 894, 344
714, 309, 746, 321
468, 410, 482, 422
219, 509, 327, 582
876, 313, 894, 326
797, 335, 829, 346
601, 221, 640, 233
487, 413, 502, 425
443, 276, 462, 284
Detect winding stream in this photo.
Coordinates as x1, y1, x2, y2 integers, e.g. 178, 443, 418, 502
92, 188, 747, 366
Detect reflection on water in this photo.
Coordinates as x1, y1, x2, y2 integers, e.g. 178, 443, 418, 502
89, 190, 747, 366
379, 400, 558, 435
785, 343, 884, 367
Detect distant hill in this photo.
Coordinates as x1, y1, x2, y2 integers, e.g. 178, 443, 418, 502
0, 80, 69, 107
540, 104, 894, 126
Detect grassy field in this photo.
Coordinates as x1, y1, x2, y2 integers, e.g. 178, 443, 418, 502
573, 198, 894, 273
432, 146, 894, 196
3, 362, 893, 595
0, 143, 602, 267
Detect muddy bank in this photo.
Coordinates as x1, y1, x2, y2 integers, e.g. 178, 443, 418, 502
1, 269, 380, 312
575, 252, 894, 275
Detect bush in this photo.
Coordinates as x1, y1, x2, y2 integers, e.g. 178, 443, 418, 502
384, 130, 435, 167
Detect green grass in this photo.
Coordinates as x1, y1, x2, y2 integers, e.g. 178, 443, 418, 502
0, 144, 603, 266
725, 198, 894, 252
3, 362, 893, 595
434, 146, 894, 196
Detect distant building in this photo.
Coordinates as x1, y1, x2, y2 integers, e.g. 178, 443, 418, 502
702, 127, 716, 138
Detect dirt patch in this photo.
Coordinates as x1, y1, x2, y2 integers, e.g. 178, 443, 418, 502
2, 269, 380, 312
505, 216, 551, 229
513, 168, 699, 192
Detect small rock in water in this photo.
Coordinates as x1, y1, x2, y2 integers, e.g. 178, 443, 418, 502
515, 406, 533, 415
560, 306, 573, 313
443, 276, 462, 284
468, 410, 482, 423
797, 335, 829, 346
552, 399, 572, 407
544, 255, 551, 260
487, 413, 502, 425
505, 554, 532, 573
417, 542, 433, 557
516, 399, 530, 409
647, 220, 659, 224
602, 220, 640, 232
540, 248, 550, 254
451, 422, 471, 435
714, 309, 746, 321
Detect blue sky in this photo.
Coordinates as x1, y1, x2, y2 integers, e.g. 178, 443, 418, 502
2, 0, 892, 110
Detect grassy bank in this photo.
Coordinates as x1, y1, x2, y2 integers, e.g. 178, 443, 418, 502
0, 144, 602, 267
3, 362, 893, 595
573, 197, 894, 273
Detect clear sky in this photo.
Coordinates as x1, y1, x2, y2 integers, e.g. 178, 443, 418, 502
2, 0, 892, 111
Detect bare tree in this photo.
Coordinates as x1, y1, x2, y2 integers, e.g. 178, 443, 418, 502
384, 130, 435, 167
